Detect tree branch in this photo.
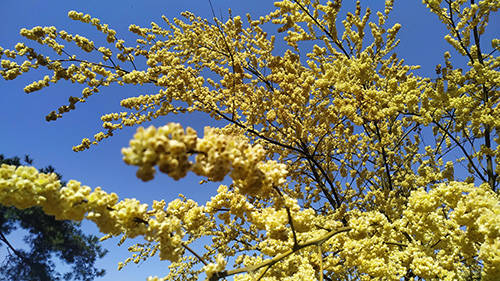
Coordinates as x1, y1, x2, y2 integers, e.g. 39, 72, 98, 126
471, 0, 497, 191
433, 120, 487, 183
373, 121, 394, 191
209, 227, 351, 280
292, 0, 350, 58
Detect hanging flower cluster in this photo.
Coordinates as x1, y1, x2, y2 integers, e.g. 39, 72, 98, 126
122, 123, 288, 197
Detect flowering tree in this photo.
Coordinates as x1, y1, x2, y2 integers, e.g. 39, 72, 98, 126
0, 0, 499, 280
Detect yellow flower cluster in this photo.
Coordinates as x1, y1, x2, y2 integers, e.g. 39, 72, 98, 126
122, 123, 196, 181
67, 10, 117, 43
192, 127, 288, 197
228, 182, 499, 281
202, 254, 227, 280
122, 123, 287, 197
0, 164, 187, 262
0, 59, 22, 80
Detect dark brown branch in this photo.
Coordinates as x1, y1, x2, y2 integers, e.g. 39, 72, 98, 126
433, 120, 487, 183
286, 206, 299, 250
0, 231, 25, 260
182, 243, 208, 266
384, 241, 407, 247
292, 0, 350, 58
273, 186, 299, 249
0, 230, 38, 271
471, 0, 497, 191
445, 0, 475, 62
299, 140, 341, 209
373, 121, 393, 191
213, 109, 303, 154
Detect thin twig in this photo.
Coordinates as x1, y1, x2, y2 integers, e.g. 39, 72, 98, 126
292, 0, 350, 58
182, 243, 208, 266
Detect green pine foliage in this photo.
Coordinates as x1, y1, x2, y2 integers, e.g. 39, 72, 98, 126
0, 154, 107, 281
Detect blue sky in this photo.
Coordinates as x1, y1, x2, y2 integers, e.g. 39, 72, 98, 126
0, 0, 493, 280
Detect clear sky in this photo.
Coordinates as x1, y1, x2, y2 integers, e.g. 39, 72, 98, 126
0, 0, 495, 280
